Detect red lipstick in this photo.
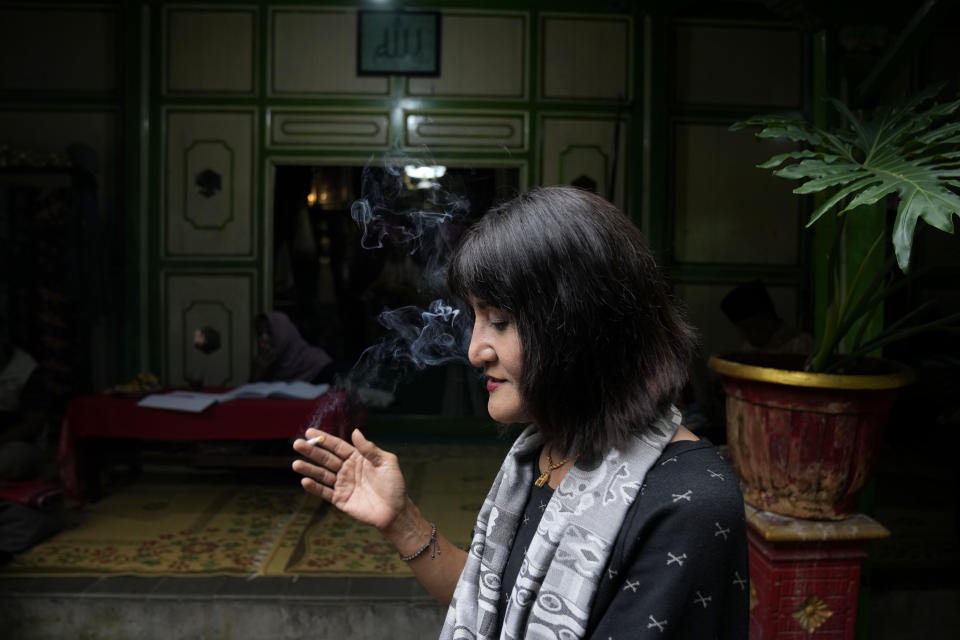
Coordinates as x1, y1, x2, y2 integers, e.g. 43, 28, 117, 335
486, 377, 504, 392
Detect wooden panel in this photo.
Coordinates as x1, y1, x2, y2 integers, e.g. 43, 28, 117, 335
674, 23, 801, 107
164, 272, 253, 387
0, 6, 118, 92
408, 12, 526, 98
673, 123, 799, 265
270, 109, 390, 149
271, 8, 389, 96
165, 110, 256, 258
405, 112, 526, 150
540, 116, 627, 210
165, 6, 256, 95
541, 14, 630, 100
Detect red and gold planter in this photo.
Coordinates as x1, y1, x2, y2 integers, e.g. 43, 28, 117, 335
708, 354, 913, 520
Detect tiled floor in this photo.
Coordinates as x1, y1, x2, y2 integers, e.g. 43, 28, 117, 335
1, 575, 447, 640
0, 574, 434, 601
2, 426, 958, 638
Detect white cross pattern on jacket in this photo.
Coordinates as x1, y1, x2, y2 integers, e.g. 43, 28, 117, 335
623, 578, 640, 592
714, 522, 730, 540
694, 591, 712, 608
733, 571, 747, 591
647, 615, 668, 632
666, 551, 687, 566
707, 468, 725, 481
671, 490, 692, 502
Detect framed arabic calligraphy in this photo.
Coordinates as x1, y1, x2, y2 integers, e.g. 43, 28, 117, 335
357, 10, 440, 76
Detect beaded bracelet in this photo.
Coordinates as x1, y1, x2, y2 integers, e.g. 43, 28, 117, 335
399, 522, 440, 562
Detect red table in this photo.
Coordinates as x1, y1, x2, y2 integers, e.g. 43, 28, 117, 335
58, 389, 357, 500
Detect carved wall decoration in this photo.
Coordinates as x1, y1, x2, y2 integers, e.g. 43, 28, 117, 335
164, 272, 253, 387
269, 110, 391, 149
195, 168, 222, 199
404, 112, 527, 150
165, 110, 255, 257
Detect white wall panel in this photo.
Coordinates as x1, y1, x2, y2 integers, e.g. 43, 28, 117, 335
271, 8, 389, 96
165, 272, 253, 386
405, 112, 526, 150
165, 110, 256, 257
540, 116, 627, 210
165, 6, 256, 94
0, 7, 118, 92
542, 15, 631, 100
675, 23, 801, 107
408, 12, 526, 98
673, 123, 799, 264
270, 110, 390, 149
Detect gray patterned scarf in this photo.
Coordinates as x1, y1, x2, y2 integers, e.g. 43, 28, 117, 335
440, 406, 682, 640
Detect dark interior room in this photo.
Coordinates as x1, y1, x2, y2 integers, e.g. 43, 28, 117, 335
1, 0, 959, 638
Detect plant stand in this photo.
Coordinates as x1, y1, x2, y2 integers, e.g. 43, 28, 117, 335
745, 504, 889, 639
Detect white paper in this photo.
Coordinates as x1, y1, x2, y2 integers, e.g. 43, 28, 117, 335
137, 391, 219, 413
219, 381, 330, 401
136, 382, 329, 413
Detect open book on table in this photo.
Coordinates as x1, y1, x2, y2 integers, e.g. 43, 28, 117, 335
136, 381, 330, 413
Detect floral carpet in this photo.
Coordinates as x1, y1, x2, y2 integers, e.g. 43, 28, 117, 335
2, 443, 508, 577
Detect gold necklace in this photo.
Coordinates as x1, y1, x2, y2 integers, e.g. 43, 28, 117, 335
535, 449, 569, 487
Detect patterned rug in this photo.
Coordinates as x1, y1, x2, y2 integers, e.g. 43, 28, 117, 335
2, 443, 508, 578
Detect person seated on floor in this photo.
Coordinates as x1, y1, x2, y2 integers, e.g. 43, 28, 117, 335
0, 318, 47, 482
251, 311, 338, 385
720, 279, 814, 354
292, 186, 748, 639
0, 319, 63, 563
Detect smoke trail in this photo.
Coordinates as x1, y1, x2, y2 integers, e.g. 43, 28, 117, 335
300, 297, 474, 439
349, 150, 473, 297
346, 298, 474, 393
300, 149, 481, 436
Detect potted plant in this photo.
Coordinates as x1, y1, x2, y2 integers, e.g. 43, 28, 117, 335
708, 84, 960, 520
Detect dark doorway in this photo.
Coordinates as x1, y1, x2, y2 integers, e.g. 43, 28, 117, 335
270, 163, 521, 416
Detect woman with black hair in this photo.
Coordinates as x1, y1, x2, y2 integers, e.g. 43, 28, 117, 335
292, 186, 748, 639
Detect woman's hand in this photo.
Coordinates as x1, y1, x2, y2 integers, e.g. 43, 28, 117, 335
292, 428, 407, 531
293, 427, 469, 606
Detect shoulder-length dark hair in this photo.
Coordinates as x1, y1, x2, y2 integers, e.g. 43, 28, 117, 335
447, 185, 696, 464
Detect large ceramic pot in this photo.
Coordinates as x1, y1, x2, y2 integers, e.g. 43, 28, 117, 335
708, 353, 913, 520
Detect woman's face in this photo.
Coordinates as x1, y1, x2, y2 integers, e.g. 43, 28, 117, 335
467, 299, 531, 424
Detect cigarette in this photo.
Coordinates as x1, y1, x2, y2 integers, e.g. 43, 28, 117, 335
306, 435, 325, 446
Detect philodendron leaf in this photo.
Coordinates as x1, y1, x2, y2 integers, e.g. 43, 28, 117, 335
806, 176, 883, 226
757, 150, 842, 169
916, 121, 960, 145
828, 98, 871, 146
739, 89, 960, 272
755, 126, 823, 146
893, 182, 960, 269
